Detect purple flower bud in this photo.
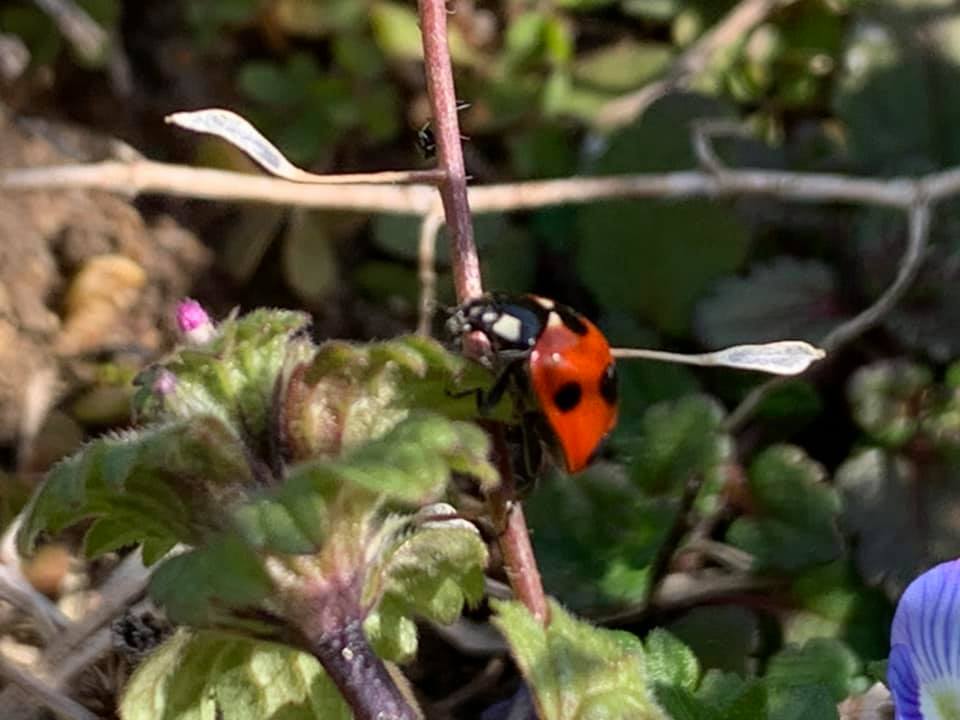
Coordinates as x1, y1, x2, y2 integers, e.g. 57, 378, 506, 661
152, 369, 177, 397
175, 298, 215, 344
889, 559, 960, 719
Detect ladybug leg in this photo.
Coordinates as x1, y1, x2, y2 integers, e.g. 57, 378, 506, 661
447, 358, 525, 416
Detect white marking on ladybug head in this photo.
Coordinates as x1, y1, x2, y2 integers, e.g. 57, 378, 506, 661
481, 311, 498, 324
491, 313, 523, 343
546, 311, 564, 328
531, 295, 555, 309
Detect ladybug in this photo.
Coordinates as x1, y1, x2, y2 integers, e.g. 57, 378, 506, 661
449, 293, 618, 474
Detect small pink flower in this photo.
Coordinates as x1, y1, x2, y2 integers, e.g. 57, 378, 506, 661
151, 369, 177, 397
175, 298, 215, 345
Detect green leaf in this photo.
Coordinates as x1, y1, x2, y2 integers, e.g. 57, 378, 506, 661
492, 599, 667, 720
834, 1, 960, 173
726, 445, 842, 572
836, 447, 960, 598
668, 606, 759, 675
572, 40, 671, 92
240, 413, 497, 558
627, 395, 731, 498
364, 506, 488, 662
282, 334, 505, 461
645, 629, 699, 692
120, 631, 352, 720
698, 671, 767, 720
847, 360, 933, 447
527, 393, 728, 614
694, 257, 845, 348
134, 308, 313, 443
18, 417, 252, 558
282, 210, 341, 305
768, 685, 838, 720
577, 94, 750, 335
369, 1, 423, 60
785, 562, 892, 662
766, 639, 862, 712
525, 464, 674, 611
651, 686, 717, 720
149, 535, 274, 630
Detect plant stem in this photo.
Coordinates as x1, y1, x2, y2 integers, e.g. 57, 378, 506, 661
417, 0, 549, 625
297, 581, 418, 720
417, 0, 480, 300
307, 619, 417, 720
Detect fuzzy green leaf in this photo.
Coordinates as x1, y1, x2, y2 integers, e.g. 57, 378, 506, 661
526, 464, 674, 611
726, 445, 842, 572
120, 630, 351, 720
364, 505, 488, 662
785, 562, 892, 662
627, 394, 731, 500
645, 629, 700, 692
698, 672, 767, 720
651, 686, 717, 720
765, 638, 862, 720
848, 360, 934, 447
18, 417, 252, 559
134, 308, 313, 441
149, 534, 274, 629
528, 396, 729, 612
492, 599, 667, 720
284, 335, 506, 461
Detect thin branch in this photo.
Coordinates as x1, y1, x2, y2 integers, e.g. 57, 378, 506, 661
11, 160, 960, 214
0, 518, 68, 640
595, 0, 797, 130
724, 200, 933, 432
417, 202, 445, 335
0, 654, 97, 720
0, 161, 436, 213
597, 570, 779, 625
0, 550, 150, 717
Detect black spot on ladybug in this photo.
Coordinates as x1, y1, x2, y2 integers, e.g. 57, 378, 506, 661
553, 381, 583, 412
556, 306, 588, 335
600, 362, 618, 405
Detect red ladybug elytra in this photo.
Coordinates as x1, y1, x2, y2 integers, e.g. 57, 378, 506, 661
449, 293, 618, 474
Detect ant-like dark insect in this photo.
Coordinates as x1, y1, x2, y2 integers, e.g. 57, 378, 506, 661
416, 101, 471, 159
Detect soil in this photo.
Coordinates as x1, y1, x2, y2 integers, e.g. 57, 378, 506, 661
0, 106, 210, 448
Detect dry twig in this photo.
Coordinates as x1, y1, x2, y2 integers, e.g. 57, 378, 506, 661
9, 160, 960, 213
0, 654, 97, 720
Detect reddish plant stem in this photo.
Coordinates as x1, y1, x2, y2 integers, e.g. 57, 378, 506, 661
417, 0, 480, 300
417, 0, 549, 625
297, 582, 417, 720
485, 425, 550, 625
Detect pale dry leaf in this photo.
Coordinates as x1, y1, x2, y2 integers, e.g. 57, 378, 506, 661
166, 109, 436, 185
166, 109, 304, 181
612, 341, 825, 376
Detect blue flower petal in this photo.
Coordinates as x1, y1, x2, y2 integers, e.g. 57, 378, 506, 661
889, 644, 922, 720
890, 559, 960, 720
